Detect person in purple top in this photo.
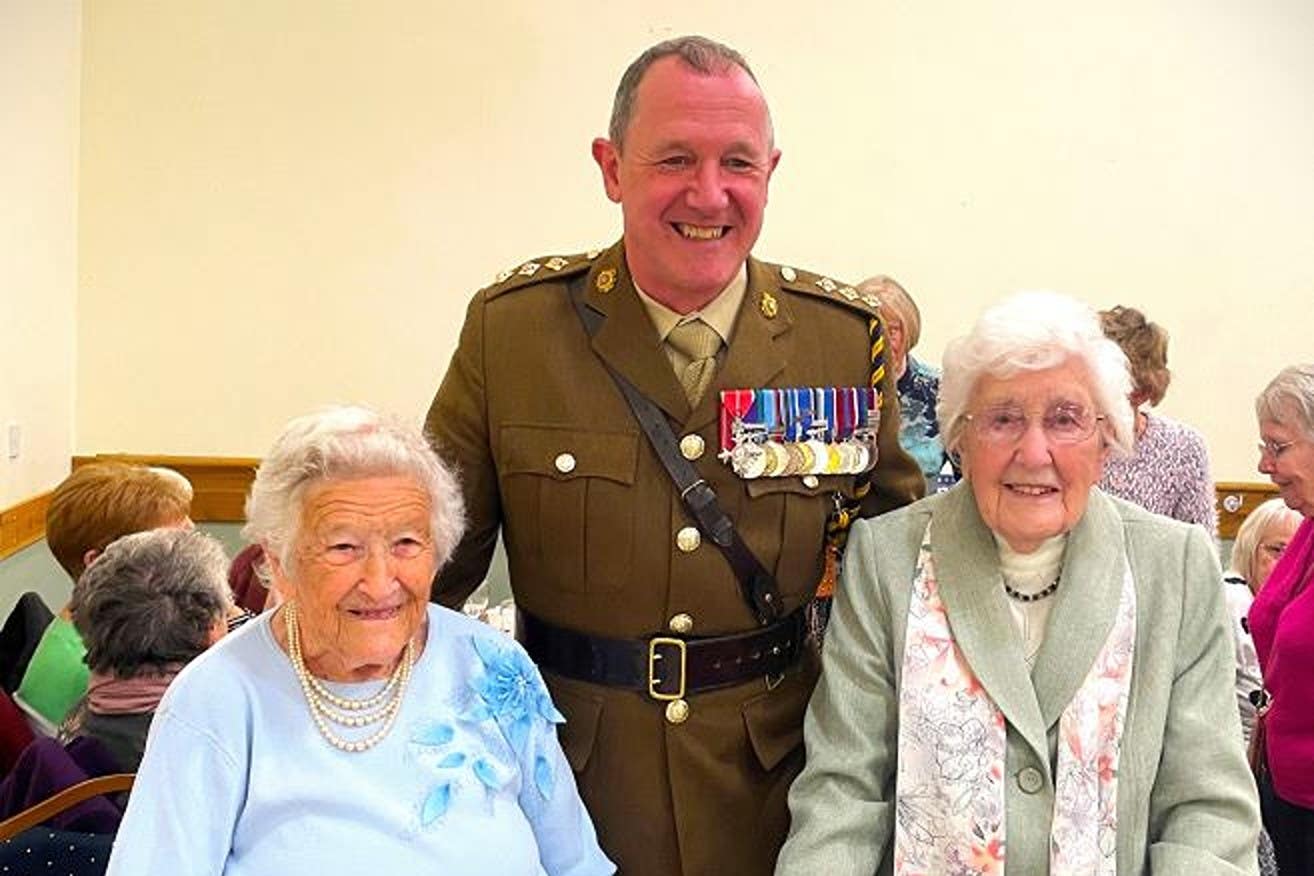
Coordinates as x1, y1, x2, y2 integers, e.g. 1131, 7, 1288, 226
1250, 363, 1314, 874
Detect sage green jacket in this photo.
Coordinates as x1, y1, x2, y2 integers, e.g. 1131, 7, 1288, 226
777, 484, 1259, 875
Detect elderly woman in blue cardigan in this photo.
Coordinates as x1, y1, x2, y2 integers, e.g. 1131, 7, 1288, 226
108, 407, 612, 875
777, 292, 1257, 875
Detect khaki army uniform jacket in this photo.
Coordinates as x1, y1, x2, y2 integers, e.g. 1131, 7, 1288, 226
426, 241, 923, 875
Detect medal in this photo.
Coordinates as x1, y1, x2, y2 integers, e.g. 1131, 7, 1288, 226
731, 440, 767, 479
719, 389, 756, 456
762, 441, 789, 476
805, 439, 830, 475
717, 385, 881, 479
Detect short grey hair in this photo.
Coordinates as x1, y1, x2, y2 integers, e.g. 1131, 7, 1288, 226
1229, 497, 1302, 584
937, 291, 1135, 456
608, 36, 767, 149
1256, 364, 1314, 439
71, 528, 232, 678
243, 406, 466, 574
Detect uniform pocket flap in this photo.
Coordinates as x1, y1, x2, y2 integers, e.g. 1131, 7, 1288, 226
549, 679, 603, 773
741, 666, 814, 771
499, 424, 638, 485
744, 473, 854, 499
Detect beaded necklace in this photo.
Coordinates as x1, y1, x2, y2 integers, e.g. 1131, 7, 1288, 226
284, 601, 414, 753
1002, 576, 1060, 603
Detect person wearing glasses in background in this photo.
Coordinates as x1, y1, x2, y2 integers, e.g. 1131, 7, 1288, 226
776, 292, 1258, 874
1223, 497, 1301, 747
1249, 364, 1314, 874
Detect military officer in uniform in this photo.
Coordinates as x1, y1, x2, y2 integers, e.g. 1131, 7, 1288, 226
426, 36, 923, 875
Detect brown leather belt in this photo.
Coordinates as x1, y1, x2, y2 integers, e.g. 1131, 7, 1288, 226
518, 606, 807, 701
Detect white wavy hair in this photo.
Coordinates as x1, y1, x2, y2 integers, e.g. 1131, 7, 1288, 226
937, 291, 1135, 457
1228, 497, 1301, 585
243, 405, 466, 574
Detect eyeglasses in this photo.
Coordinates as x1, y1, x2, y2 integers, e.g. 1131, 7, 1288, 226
226, 609, 255, 633
1257, 438, 1299, 460
965, 402, 1104, 445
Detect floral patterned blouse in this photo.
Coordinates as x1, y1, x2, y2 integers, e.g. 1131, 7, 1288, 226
896, 356, 953, 486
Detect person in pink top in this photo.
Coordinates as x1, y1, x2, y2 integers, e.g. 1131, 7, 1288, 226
1249, 363, 1314, 873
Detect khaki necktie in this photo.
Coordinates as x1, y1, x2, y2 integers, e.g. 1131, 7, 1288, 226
666, 318, 723, 406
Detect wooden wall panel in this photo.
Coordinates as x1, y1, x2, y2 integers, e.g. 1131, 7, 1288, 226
1216, 481, 1280, 541
2, 459, 1283, 554
0, 492, 51, 561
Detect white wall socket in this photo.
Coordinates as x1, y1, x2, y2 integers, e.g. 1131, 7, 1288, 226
7, 423, 20, 460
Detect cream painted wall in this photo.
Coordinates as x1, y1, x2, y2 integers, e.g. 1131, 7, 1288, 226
76, 1, 1313, 480
0, 1, 80, 507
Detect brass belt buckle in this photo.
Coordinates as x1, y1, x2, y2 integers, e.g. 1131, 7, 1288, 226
648, 637, 687, 701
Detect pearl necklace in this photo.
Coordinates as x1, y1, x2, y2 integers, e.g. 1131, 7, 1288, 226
284, 601, 414, 753
1003, 576, 1060, 603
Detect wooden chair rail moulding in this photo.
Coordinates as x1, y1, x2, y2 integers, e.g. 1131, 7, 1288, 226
0, 492, 51, 561
0, 470, 1284, 549
1216, 481, 1279, 541
72, 455, 260, 523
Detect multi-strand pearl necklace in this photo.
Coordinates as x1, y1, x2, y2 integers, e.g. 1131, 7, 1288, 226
284, 601, 414, 753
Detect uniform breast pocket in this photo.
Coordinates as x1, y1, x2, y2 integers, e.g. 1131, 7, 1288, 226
743, 474, 857, 597
498, 424, 638, 595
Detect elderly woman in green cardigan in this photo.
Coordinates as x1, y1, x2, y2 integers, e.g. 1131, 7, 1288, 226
776, 292, 1258, 875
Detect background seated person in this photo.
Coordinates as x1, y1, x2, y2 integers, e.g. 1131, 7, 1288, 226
107, 406, 612, 875
1224, 497, 1301, 746
15, 464, 193, 731
59, 528, 233, 771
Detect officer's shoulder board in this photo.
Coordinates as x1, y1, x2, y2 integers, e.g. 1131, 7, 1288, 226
482, 250, 600, 299
769, 262, 882, 320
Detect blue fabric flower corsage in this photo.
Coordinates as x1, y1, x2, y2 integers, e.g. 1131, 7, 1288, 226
410, 635, 566, 827
466, 634, 566, 801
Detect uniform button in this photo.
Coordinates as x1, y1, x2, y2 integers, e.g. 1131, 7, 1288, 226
665, 699, 690, 724
554, 453, 576, 474
679, 434, 705, 461
675, 526, 701, 553
802, 474, 820, 489
780, 266, 797, 282
1017, 766, 1044, 794
668, 613, 694, 634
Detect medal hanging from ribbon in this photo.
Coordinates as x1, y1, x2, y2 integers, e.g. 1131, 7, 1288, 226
718, 387, 881, 479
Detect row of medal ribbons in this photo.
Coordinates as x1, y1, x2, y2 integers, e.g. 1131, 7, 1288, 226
718, 387, 882, 479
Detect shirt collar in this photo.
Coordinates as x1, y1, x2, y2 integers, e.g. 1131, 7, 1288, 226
634, 265, 748, 346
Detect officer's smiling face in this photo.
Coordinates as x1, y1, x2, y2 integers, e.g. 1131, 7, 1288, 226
592, 56, 780, 314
